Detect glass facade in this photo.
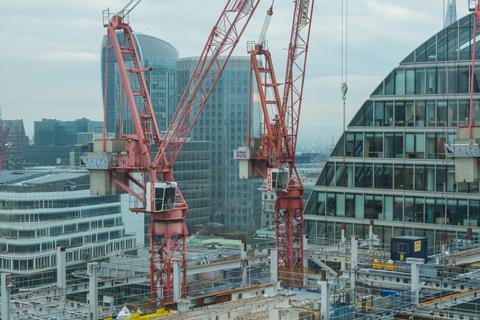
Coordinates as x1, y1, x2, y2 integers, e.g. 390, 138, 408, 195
102, 33, 178, 135
176, 57, 262, 231
0, 186, 135, 276
305, 12, 480, 248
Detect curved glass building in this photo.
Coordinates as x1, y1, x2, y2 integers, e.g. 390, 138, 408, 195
101, 33, 178, 135
305, 12, 480, 251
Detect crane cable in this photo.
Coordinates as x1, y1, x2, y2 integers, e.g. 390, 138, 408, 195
341, 0, 348, 159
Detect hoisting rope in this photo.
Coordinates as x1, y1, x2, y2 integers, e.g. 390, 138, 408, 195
341, 0, 348, 160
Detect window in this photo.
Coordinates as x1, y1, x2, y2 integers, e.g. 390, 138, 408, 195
336, 162, 353, 187
395, 101, 405, 126
394, 165, 404, 190
436, 166, 447, 192
385, 72, 394, 95
447, 101, 458, 127
384, 196, 393, 221
426, 101, 436, 126
355, 163, 372, 188
364, 101, 373, 126
459, 17, 471, 60
332, 135, 345, 156
336, 194, 345, 217
415, 101, 425, 127
405, 101, 415, 126
426, 68, 436, 94
415, 68, 426, 94
447, 166, 456, 192
436, 199, 446, 224
425, 199, 435, 224
459, 66, 469, 93
459, 100, 470, 126
355, 195, 364, 219
374, 164, 393, 189
404, 197, 415, 222
384, 101, 394, 126
469, 200, 480, 227
326, 193, 336, 216
393, 197, 403, 221
374, 101, 384, 126
395, 69, 405, 95
426, 37, 437, 61
318, 162, 334, 186
365, 195, 383, 220
447, 24, 458, 60
345, 194, 355, 218
437, 101, 447, 126
438, 29, 447, 61
364, 133, 383, 158
415, 165, 426, 191
317, 193, 326, 215
406, 69, 415, 94
448, 66, 458, 93
437, 68, 447, 94
404, 165, 414, 190
384, 133, 403, 158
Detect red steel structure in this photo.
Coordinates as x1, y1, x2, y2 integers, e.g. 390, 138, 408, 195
242, 0, 314, 284
99, 0, 260, 304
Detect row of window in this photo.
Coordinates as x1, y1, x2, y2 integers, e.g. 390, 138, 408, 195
0, 229, 126, 254
313, 191, 480, 227
0, 195, 120, 210
0, 205, 121, 223
333, 131, 454, 160
403, 15, 476, 64
319, 162, 479, 194
0, 237, 135, 271
373, 65, 476, 96
350, 99, 477, 128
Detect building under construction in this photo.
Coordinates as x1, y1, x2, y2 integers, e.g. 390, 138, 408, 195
4, 0, 480, 319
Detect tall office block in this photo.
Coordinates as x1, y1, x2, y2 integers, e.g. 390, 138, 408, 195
101, 33, 178, 135
177, 57, 261, 231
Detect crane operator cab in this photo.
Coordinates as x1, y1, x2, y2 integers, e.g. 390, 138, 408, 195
267, 168, 289, 192
146, 182, 178, 212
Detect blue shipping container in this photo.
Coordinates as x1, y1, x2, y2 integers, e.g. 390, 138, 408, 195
391, 236, 428, 262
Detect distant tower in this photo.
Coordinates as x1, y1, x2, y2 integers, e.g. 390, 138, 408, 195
0, 110, 9, 170
444, 0, 457, 27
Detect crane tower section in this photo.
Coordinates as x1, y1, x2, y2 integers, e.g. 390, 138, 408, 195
83, 0, 260, 304
235, 0, 314, 286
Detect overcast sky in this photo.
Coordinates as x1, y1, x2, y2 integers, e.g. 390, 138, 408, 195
0, 0, 470, 142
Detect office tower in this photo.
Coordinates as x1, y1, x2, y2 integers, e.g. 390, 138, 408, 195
101, 33, 178, 135
177, 57, 262, 231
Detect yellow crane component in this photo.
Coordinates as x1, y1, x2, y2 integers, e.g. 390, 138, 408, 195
104, 308, 171, 320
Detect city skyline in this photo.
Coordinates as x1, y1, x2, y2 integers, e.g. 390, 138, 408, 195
0, 0, 468, 140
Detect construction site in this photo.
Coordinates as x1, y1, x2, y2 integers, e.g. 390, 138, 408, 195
3, 0, 480, 319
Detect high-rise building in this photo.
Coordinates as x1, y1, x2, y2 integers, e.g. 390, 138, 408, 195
0, 169, 136, 286
176, 57, 262, 231
1, 119, 29, 169
101, 33, 178, 135
305, 12, 480, 252
444, 0, 457, 28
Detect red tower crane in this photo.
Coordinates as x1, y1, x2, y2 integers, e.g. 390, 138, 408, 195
84, 0, 260, 304
235, 0, 314, 285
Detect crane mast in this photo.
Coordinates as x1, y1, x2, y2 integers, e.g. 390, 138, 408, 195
236, 0, 314, 285
85, 0, 260, 304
